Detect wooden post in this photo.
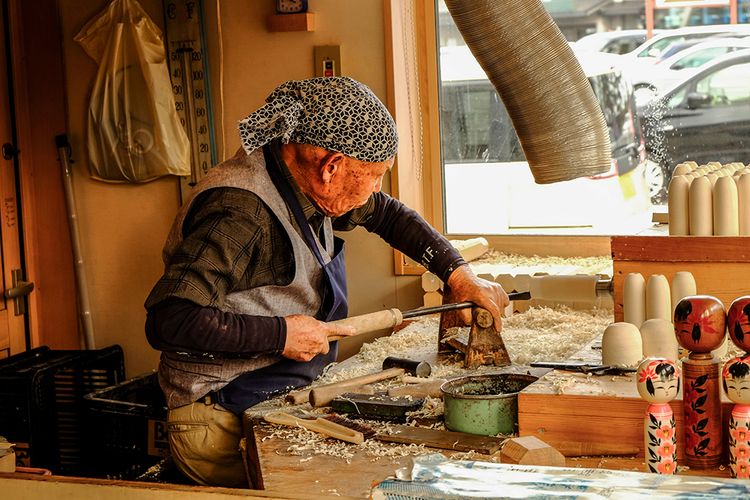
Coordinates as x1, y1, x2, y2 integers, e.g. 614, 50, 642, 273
646, 0, 656, 40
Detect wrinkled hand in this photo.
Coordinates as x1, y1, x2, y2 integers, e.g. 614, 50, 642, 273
446, 264, 509, 331
282, 315, 355, 362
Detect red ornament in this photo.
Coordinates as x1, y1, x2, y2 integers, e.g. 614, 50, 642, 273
728, 296, 750, 352
674, 295, 726, 353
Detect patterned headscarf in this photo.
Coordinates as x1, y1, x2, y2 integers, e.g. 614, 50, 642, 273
238, 77, 398, 163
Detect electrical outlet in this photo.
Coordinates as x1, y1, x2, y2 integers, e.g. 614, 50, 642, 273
314, 45, 341, 77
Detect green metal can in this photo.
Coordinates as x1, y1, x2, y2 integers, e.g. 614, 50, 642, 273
441, 373, 538, 436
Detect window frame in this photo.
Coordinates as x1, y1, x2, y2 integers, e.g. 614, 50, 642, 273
384, 0, 613, 276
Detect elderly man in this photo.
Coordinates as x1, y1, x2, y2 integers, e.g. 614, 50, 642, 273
145, 77, 508, 487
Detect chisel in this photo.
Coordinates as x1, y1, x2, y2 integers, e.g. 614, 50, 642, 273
327, 291, 531, 341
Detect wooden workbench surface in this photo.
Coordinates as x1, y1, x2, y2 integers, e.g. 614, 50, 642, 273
246, 422, 730, 498
242, 319, 735, 498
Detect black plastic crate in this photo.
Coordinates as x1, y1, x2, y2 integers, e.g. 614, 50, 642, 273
0, 345, 125, 475
83, 372, 169, 479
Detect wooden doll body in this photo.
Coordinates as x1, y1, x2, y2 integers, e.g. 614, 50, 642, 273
637, 358, 680, 474
674, 295, 726, 468
722, 355, 750, 478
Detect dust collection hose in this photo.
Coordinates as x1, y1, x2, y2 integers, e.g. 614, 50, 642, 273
56, 134, 96, 349
443, 0, 611, 184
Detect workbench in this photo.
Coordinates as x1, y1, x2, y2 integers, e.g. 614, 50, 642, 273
241, 317, 732, 498
518, 335, 734, 462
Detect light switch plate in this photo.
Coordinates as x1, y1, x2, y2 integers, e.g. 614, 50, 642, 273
314, 45, 341, 77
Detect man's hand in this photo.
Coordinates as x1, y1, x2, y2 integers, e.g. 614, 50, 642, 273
282, 315, 355, 362
446, 264, 509, 331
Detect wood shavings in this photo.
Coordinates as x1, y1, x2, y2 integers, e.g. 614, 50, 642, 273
317, 305, 611, 384
405, 396, 444, 420
263, 420, 434, 463
546, 374, 578, 395
471, 249, 613, 277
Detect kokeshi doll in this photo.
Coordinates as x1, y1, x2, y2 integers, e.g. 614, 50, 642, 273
688, 176, 712, 235
624, 272, 646, 328
713, 176, 739, 236
722, 356, 750, 479
668, 175, 690, 235
728, 295, 750, 353
674, 295, 726, 468
646, 274, 671, 322
637, 358, 680, 474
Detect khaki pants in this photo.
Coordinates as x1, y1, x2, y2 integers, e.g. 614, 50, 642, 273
167, 398, 247, 488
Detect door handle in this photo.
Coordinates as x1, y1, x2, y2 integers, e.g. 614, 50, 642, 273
5, 269, 34, 315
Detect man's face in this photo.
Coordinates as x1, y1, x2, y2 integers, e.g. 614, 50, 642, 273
314, 156, 394, 216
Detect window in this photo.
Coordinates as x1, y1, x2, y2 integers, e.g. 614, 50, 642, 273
695, 62, 750, 104
385, 1, 750, 270
435, 1, 652, 236
673, 47, 733, 69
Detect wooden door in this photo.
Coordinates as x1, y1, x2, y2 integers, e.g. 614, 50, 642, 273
0, 1, 30, 358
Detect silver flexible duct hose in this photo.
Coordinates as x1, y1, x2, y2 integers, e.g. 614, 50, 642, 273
443, 0, 611, 183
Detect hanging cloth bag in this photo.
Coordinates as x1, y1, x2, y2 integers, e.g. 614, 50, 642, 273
75, 0, 190, 182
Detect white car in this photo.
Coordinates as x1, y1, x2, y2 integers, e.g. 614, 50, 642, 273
615, 24, 750, 89
574, 29, 660, 55
632, 37, 750, 105
624, 23, 750, 62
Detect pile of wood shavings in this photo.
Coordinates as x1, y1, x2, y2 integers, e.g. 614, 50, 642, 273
263, 421, 432, 463
471, 249, 613, 276
319, 305, 611, 384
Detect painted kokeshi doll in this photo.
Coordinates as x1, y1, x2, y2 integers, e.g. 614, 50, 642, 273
727, 296, 750, 352
722, 355, 750, 479
637, 358, 680, 474
674, 295, 726, 468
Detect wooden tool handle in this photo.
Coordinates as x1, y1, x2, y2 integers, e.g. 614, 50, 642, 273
327, 308, 403, 341
285, 368, 404, 405
263, 412, 364, 445
387, 379, 447, 399
309, 367, 405, 407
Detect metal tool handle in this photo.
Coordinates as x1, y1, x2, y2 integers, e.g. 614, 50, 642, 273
402, 291, 531, 320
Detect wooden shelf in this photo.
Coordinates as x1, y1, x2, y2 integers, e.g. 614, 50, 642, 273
611, 235, 750, 321
266, 12, 315, 32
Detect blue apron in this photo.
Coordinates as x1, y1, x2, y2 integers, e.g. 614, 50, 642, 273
215, 152, 348, 414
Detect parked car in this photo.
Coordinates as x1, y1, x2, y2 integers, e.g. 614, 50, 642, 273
632, 37, 750, 105
651, 32, 748, 62
639, 51, 750, 202
440, 47, 645, 178
574, 29, 660, 55
623, 24, 750, 62
616, 24, 750, 91
439, 46, 651, 233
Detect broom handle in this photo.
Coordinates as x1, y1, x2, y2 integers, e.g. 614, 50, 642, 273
56, 134, 96, 349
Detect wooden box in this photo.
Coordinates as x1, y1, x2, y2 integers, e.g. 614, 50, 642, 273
611, 236, 750, 322
518, 369, 732, 460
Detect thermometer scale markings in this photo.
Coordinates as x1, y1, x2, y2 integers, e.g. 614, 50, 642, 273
164, 0, 215, 194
